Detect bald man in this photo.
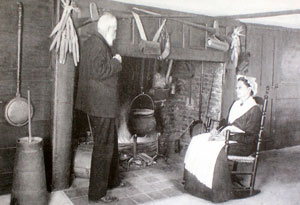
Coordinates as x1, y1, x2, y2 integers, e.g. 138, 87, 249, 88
75, 13, 122, 203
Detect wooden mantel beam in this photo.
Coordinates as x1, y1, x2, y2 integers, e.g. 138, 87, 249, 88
115, 43, 226, 62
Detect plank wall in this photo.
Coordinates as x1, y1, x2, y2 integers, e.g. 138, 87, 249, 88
245, 24, 300, 149
0, 0, 53, 194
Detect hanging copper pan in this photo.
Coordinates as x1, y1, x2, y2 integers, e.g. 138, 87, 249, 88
4, 2, 33, 127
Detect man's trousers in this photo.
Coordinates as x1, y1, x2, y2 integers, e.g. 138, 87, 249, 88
88, 116, 120, 201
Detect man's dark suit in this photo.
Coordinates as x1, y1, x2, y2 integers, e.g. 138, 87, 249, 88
75, 32, 122, 201
75, 32, 122, 117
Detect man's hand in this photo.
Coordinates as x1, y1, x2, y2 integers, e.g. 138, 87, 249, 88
113, 54, 122, 63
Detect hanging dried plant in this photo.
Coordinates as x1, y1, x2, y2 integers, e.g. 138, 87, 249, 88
49, 0, 79, 66
230, 26, 244, 68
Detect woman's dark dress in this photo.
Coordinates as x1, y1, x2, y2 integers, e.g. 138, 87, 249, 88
184, 104, 261, 203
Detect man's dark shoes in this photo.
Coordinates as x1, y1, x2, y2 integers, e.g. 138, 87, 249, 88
89, 195, 118, 204
101, 196, 118, 203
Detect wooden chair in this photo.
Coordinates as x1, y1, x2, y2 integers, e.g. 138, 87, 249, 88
225, 86, 269, 197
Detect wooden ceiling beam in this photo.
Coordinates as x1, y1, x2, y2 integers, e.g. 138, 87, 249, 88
216, 9, 300, 19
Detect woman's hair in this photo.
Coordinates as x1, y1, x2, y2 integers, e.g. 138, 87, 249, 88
238, 76, 254, 96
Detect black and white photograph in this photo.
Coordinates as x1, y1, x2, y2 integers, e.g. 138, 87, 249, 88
0, 0, 299, 204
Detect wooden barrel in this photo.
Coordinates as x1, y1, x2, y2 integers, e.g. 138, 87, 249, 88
11, 137, 48, 205
73, 144, 93, 178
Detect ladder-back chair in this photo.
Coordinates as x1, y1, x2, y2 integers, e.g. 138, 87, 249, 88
225, 86, 269, 197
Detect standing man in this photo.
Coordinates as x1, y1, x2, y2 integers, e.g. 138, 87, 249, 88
75, 12, 122, 204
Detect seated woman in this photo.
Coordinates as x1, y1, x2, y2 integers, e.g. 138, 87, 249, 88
183, 75, 261, 203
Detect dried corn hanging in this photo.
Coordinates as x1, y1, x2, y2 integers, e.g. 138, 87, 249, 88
49, 0, 79, 66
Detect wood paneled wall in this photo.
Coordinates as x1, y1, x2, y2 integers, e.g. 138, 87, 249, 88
245, 24, 300, 149
0, 0, 53, 194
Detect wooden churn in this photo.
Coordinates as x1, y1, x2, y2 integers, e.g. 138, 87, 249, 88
10, 91, 48, 205
128, 93, 157, 136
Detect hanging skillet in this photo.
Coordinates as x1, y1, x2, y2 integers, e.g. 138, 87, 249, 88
4, 2, 33, 127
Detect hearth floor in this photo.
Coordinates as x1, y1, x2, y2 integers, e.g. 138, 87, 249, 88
2, 146, 300, 204
65, 153, 186, 205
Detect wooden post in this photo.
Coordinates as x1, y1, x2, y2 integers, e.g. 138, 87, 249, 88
50, 0, 76, 191
51, 53, 75, 190
221, 62, 236, 119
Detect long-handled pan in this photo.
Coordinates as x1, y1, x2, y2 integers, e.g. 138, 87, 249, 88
4, 2, 33, 127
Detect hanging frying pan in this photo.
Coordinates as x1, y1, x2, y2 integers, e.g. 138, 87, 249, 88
4, 2, 33, 127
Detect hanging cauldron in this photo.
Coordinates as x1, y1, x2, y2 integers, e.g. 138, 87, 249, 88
128, 93, 156, 136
